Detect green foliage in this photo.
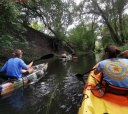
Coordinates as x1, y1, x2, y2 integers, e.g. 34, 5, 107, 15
1, 0, 128, 57
75, 49, 87, 55
100, 13, 128, 47
76, 0, 128, 46
28, 21, 44, 32
100, 26, 114, 47
120, 44, 128, 52
18, 0, 75, 40
68, 23, 97, 51
0, 0, 27, 52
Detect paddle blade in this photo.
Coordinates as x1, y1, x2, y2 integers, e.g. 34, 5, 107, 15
75, 74, 84, 79
40, 53, 54, 59
34, 54, 54, 62
75, 74, 85, 84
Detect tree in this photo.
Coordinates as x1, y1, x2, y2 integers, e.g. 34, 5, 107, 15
0, 0, 27, 52
28, 21, 44, 32
77, 0, 128, 46
17, 0, 75, 40
68, 22, 97, 51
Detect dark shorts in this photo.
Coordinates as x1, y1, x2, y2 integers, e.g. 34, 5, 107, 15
6, 76, 18, 80
5, 71, 29, 80
22, 71, 29, 77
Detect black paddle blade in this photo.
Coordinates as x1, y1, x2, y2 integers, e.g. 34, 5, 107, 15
75, 74, 83, 78
40, 53, 54, 59
75, 74, 84, 81
75, 74, 85, 84
34, 53, 54, 62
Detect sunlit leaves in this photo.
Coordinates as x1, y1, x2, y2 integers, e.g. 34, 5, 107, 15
28, 21, 44, 32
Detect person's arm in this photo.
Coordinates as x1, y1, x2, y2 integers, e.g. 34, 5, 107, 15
27, 61, 33, 69
94, 63, 102, 75
20, 59, 33, 70
122, 50, 128, 57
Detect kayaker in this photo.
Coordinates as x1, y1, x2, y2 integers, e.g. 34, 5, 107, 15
94, 44, 128, 94
0, 49, 34, 80
61, 51, 67, 58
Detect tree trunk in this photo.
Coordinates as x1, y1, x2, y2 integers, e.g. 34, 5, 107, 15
92, 0, 122, 45
119, 12, 125, 43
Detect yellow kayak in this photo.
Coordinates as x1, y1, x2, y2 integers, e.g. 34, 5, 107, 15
78, 65, 128, 114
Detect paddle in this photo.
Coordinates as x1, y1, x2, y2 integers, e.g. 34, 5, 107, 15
73, 57, 78, 59
75, 68, 96, 78
75, 68, 96, 84
33, 53, 54, 62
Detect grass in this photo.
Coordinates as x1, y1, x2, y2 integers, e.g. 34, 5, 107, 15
46, 83, 59, 114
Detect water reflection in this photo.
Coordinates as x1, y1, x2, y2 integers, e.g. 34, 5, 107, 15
0, 54, 103, 114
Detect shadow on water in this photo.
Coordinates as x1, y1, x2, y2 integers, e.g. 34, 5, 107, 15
0, 53, 103, 114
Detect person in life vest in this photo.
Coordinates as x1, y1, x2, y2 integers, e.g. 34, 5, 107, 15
94, 45, 128, 95
61, 51, 67, 58
0, 49, 35, 80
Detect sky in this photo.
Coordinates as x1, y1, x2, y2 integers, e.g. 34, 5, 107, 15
74, 0, 81, 5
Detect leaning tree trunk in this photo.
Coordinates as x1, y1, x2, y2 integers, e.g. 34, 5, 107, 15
92, 0, 122, 46
119, 12, 125, 43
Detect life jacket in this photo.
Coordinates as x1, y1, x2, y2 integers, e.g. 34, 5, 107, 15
89, 75, 105, 98
90, 75, 128, 97
103, 80, 128, 96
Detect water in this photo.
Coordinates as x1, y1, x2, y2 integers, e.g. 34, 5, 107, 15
0, 53, 103, 114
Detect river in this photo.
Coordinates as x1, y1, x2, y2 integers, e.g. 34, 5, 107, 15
0, 53, 103, 114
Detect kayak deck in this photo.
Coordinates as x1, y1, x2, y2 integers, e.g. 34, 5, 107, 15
78, 70, 128, 114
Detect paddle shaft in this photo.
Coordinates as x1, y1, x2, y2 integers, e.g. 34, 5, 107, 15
33, 54, 54, 62
34, 58, 42, 62
82, 68, 96, 76
80, 53, 125, 76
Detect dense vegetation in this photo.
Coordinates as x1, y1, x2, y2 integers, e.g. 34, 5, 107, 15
1, 0, 128, 62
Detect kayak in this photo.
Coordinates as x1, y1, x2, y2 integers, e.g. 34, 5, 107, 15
78, 64, 128, 114
59, 55, 72, 62
0, 63, 48, 97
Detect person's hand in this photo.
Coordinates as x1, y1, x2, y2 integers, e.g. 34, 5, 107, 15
29, 60, 33, 66
31, 60, 34, 62
122, 50, 128, 57
31, 61, 33, 65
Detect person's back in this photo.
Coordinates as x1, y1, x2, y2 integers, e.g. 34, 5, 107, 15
0, 49, 34, 79
98, 58, 128, 88
61, 51, 67, 58
4, 58, 27, 79
94, 45, 128, 88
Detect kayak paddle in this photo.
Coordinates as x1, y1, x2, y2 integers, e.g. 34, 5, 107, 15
75, 68, 96, 77
73, 57, 78, 59
33, 53, 54, 62
75, 68, 96, 84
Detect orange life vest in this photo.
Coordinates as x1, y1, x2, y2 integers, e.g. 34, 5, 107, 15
90, 76, 128, 97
